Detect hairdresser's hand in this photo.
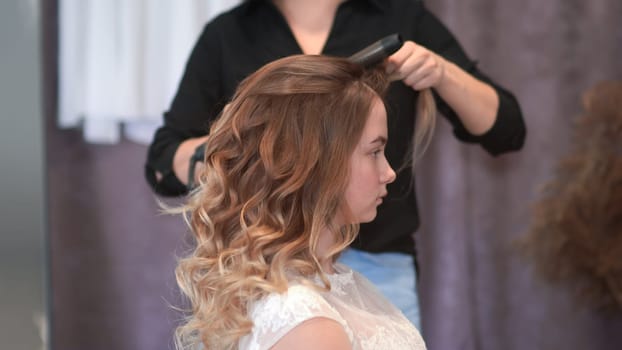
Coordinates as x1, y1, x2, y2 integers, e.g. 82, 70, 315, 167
385, 41, 448, 91
386, 41, 499, 135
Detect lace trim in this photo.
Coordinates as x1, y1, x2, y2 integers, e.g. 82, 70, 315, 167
317, 265, 354, 296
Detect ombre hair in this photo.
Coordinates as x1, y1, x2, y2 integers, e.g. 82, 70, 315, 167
174, 55, 436, 349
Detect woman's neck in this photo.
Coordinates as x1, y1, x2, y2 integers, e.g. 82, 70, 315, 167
271, 0, 345, 55
317, 226, 337, 273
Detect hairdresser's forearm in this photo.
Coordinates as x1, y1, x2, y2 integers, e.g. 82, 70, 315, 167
435, 60, 499, 135
173, 136, 209, 185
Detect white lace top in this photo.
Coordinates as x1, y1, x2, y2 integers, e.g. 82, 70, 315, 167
238, 264, 426, 350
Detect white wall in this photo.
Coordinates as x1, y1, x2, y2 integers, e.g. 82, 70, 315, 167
0, 0, 47, 349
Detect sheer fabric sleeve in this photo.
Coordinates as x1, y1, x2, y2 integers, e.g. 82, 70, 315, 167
239, 285, 353, 350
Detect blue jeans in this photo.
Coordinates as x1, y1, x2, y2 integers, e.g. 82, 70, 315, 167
338, 248, 421, 331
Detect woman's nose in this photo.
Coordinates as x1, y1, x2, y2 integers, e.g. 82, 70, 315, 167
381, 160, 396, 184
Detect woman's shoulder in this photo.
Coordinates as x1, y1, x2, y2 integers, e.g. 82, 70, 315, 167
269, 317, 352, 350
241, 283, 352, 350
250, 283, 344, 326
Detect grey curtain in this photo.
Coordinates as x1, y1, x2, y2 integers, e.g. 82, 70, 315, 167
46, 1, 622, 349
418, 1, 622, 349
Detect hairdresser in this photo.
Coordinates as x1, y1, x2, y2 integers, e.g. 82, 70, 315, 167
145, 0, 526, 330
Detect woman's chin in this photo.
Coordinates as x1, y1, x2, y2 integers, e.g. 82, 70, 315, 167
357, 211, 377, 224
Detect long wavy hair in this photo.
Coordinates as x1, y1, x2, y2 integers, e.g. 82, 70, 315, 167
174, 55, 436, 349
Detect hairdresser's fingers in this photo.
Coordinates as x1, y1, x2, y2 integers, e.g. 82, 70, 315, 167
410, 57, 446, 90
385, 40, 417, 79
399, 48, 446, 90
411, 71, 438, 91
386, 41, 445, 89
399, 49, 428, 82
386, 41, 425, 81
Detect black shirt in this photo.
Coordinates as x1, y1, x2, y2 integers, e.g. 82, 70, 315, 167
145, 0, 525, 256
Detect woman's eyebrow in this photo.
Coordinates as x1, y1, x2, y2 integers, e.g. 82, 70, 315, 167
369, 136, 387, 146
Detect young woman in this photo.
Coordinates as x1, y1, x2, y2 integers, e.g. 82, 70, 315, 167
174, 55, 433, 349
147, 1, 526, 329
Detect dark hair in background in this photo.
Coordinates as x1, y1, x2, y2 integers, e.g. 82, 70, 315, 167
523, 80, 622, 313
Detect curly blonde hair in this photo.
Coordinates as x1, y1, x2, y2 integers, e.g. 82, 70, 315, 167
174, 55, 436, 349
